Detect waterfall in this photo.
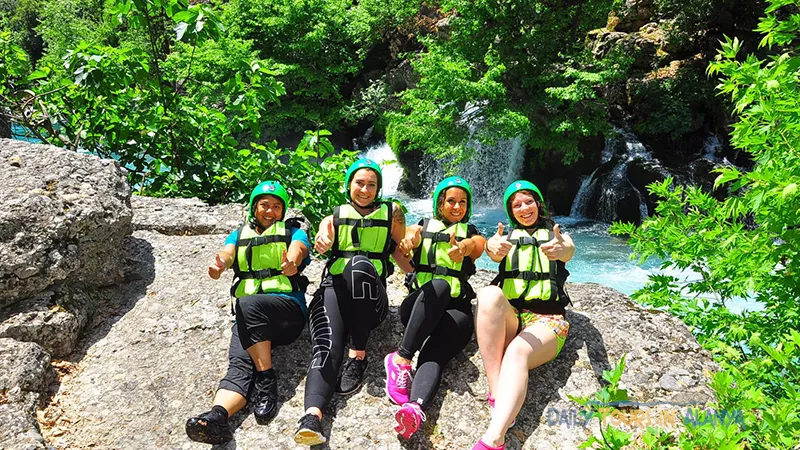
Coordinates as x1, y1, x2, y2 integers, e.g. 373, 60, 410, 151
570, 128, 653, 223
414, 136, 525, 203
363, 142, 403, 196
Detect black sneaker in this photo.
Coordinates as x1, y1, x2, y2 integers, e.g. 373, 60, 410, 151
336, 357, 368, 395
252, 371, 279, 425
185, 409, 233, 445
294, 413, 327, 446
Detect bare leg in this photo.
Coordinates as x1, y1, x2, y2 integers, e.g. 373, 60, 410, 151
305, 407, 323, 419
212, 389, 248, 417
245, 341, 272, 371
348, 349, 366, 360
475, 286, 519, 396
481, 323, 559, 447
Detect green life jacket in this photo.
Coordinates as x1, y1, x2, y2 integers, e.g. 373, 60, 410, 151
413, 218, 470, 299
230, 221, 295, 298
329, 202, 393, 278
499, 227, 561, 309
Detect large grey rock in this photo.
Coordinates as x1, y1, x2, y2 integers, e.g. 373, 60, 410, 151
0, 287, 95, 358
0, 403, 47, 450
0, 338, 53, 417
131, 196, 311, 235
39, 229, 717, 449
0, 139, 132, 309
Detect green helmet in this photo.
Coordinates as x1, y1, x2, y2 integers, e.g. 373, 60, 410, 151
432, 176, 472, 222
503, 180, 544, 226
344, 158, 383, 202
248, 180, 290, 221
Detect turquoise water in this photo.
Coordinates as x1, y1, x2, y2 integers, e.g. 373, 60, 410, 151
403, 198, 760, 311
402, 198, 657, 296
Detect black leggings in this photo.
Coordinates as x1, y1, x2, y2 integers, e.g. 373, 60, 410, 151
234, 294, 305, 350
220, 295, 305, 398
398, 279, 474, 410
304, 256, 389, 410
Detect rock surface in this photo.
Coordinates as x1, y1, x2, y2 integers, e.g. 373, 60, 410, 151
0, 138, 132, 309
0, 338, 54, 450
35, 198, 718, 450
132, 196, 311, 235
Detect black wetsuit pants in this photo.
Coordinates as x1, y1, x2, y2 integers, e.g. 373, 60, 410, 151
397, 278, 474, 410
219, 295, 305, 398
304, 255, 389, 410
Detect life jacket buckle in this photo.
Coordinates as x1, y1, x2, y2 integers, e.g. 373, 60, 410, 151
433, 266, 449, 276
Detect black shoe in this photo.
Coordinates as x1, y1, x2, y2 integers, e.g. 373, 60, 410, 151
294, 413, 326, 446
252, 371, 279, 425
186, 409, 233, 445
336, 357, 368, 395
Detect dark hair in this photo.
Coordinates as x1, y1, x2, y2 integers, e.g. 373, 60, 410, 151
506, 189, 553, 229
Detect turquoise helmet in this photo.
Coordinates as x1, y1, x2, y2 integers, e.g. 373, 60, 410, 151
503, 180, 544, 227
433, 176, 472, 222
344, 158, 383, 201
248, 180, 289, 222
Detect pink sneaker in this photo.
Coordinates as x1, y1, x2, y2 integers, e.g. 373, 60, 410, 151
472, 438, 505, 450
394, 402, 426, 439
487, 393, 516, 427
384, 352, 413, 405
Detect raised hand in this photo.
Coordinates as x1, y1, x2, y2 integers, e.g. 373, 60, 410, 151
315, 218, 334, 254
447, 232, 467, 263
487, 223, 512, 258
398, 226, 421, 258
541, 224, 573, 261
208, 253, 227, 280
281, 249, 298, 276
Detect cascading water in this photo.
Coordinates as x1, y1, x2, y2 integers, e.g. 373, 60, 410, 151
570, 128, 653, 223
363, 142, 403, 196
416, 136, 525, 202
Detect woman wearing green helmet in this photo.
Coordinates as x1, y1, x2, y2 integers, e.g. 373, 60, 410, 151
382, 176, 487, 439
294, 158, 412, 446
186, 181, 312, 445
471, 180, 575, 450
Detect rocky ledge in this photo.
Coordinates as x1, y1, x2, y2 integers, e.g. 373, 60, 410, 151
0, 139, 717, 450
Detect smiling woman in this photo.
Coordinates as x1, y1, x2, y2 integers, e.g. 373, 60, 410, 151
294, 158, 412, 446
186, 180, 311, 445
384, 176, 487, 439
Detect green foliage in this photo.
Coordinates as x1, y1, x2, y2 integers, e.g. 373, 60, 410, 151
223, 0, 419, 134
386, 0, 619, 165
0, 0, 358, 224
569, 356, 633, 450
628, 67, 719, 137
609, 1, 800, 447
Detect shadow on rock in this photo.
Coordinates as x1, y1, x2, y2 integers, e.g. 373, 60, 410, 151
505, 310, 610, 450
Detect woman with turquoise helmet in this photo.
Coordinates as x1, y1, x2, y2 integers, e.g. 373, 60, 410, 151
294, 158, 412, 446
186, 180, 311, 445
383, 176, 487, 439
471, 180, 575, 450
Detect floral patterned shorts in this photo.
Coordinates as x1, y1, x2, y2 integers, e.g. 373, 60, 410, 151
512, 307, 570, 360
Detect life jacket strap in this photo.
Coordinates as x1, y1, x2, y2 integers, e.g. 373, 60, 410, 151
416, 264, 464, 278
237, 268, 284, 280
506, 270, 550, 281
421, 230, 465, 243
331, 249, 389, 261
333, 217, 391, 248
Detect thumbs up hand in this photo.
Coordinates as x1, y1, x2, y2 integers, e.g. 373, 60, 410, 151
541, 224, 573, 261
208, 253, 227, 280
399, 226, 421, 258
315, 217, 334, 254
447, 232, 467, 263
281, 249, 298, 276
487, 223, 512, 259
